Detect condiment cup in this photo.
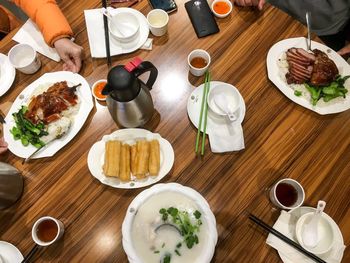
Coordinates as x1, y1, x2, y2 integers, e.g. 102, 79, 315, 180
269, 178, 305, 210
207, 84, 240, 119
92, 79, 107, 101
8, 44, 41, 74
147, 9, 169, 37
32, 216, 64, 246
108, 12, 140, 43
187, 49, 211, 77
295, 212, 335, 255
211, 0, 233, 18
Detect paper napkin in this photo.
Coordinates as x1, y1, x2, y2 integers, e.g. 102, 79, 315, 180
12, 19, 61, 62
266, 211, 346, 263
208, 122, 245, 153
84, 8, 151, 58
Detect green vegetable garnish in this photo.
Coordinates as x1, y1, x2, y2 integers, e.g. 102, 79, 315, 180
10, 106, 48, 148
174, 249, 181, 256
162, 254, 171, 263
303, 75, 349, 105
294, 90, 302, 97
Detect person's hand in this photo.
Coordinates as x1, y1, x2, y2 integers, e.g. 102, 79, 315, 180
338, 42, 350, 58
54, 38, 84, 73
234, 0, 265, 10
0, 137, 8, 154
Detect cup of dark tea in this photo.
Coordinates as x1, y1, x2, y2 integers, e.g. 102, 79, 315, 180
269, 178, 305, 210
32, 216, 64, 246
187, 49, 211, 76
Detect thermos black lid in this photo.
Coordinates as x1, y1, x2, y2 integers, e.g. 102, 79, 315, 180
102, 65, 141, 102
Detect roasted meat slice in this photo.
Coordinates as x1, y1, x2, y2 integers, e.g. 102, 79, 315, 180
310, 49, 339, 86
25, 81, 78, 124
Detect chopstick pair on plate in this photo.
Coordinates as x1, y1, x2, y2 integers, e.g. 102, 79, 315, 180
195, 71, 211, 155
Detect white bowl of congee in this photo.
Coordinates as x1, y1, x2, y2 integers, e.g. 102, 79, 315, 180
122, 183, 218, 263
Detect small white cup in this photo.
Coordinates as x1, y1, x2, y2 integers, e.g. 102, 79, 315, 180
109, 12, 140, 43
269, 178, 305, 210
187, 49, 211, 77
147, 9, 169, 37
207, 84, 240, 117
32, 216, 64, 246
8, 44, 41, 74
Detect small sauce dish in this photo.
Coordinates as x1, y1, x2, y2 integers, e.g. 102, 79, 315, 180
295, 212, 335, 255
109, 12, 140, 43
92, 79, 107, 101
211, 0, 233, 18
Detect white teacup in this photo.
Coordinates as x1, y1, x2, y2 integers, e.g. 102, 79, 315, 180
32, 216, 64, 246
8, 44, 41, 74
187, 49, 211, 77
269, 178, 305, 210
147, 9, 169, 37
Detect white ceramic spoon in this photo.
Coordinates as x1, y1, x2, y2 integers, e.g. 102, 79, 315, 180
101, 9, 126, 37
213, 94, 238, 122
302, 200, 326, 248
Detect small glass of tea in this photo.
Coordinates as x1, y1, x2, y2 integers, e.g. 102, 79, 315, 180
187, 49, 211, 77
32, 216, 64, 246
269, 178, 305, 210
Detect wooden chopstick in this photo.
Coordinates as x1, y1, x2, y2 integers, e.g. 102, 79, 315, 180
102, 0, 112, 67
195, 72, 209, 154
249, 214, 326, 263
201, 72, 211, 155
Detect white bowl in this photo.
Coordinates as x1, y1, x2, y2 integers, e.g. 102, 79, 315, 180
122, 183, 218, 263
91, 79, 107, 101
295, 212, 335, 255
211, 0, 233, 18
207, 84, 240, 117
109, 12, 140, 43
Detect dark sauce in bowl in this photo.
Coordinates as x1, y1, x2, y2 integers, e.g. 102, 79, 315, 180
276, 183, 298, 207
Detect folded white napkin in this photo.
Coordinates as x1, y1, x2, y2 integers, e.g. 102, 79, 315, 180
12, 19, 61, 62
266, 211, 346, 263
84, 8, 151, 58
208, 122, 244, 153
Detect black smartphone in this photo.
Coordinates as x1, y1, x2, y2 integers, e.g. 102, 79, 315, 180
148, 0, 177, 13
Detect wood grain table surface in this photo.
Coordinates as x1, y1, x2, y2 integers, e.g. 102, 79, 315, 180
0, 0, 349, 262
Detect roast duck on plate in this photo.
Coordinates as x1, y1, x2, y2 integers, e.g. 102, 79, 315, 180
285, 48, 338, 86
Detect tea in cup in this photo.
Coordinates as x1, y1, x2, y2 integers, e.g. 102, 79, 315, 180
269, 178, 305, 210
187, 49, 211, 76
32, 216, 64, 246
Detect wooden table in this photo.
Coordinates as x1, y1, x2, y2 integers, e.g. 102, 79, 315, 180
0, 1, 349, 262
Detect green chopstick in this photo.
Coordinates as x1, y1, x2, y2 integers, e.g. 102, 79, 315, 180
195, 71, 210, 154
201, 72, 211, 155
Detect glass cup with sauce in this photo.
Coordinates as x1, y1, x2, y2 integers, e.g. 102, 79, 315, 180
32, 216, 64, 246
269, 178, 305, 210
187, 49, 211, 77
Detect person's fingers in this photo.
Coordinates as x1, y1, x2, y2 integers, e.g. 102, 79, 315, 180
337, 45, 350, 56
0, 147, 7, 154
258, 0, 265, 10
251, 0, 259, 6
63, 59, 76, 72
235, 0, 245, 6
0, 138, 8, 154
72, 52, 83, 73
244, 0, 253, 6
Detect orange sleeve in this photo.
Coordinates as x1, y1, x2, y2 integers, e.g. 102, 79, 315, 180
13, 0, 73, 47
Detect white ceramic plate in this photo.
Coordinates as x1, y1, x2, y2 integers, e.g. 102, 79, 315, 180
278, 206, 345, 263
267, 37, 350, 115
122, 183, 218, 263
187, 81, 246, 134
0, 54, 16, 97
0, 241, 23, 263
84, 8, 149, 58
87, 128, 174, 189
3, 71, 93, 158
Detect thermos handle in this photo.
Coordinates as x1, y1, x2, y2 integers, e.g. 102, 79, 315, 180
133, 61, 158, 90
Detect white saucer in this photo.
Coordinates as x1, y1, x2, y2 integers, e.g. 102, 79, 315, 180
0, 241, 23, 263
187, 81, 246, 134
0, 54, 16, 97
279, 207, 345, 263
84, 8, 149, 58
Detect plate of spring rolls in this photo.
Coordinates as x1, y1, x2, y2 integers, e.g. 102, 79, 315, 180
87, 128, 174, 189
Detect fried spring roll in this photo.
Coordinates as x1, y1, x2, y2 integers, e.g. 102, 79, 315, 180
134, 140, 150, 179
131, 144, 137, 175
103, 140, 121, 177
119, 143, 131, 182
149, 140, 160, 176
